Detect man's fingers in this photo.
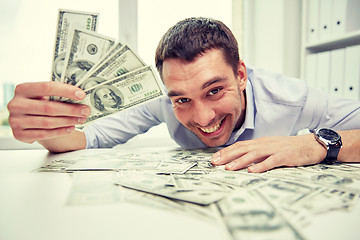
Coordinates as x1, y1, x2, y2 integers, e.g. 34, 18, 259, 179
9, 114, 87, 130
14, 81, 85, 100
248, 155, 280, 173
7, 81, 89, 145
211, 139, 272, 166
8, 97, 90, 117
211, 135, 325, 173
224, 151, 266, 171
211, 143, 247, 165
12, 127, 75, 144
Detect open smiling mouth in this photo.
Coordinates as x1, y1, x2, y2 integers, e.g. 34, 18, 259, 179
198, 117, 226, 136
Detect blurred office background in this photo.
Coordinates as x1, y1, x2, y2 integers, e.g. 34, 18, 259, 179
0, 0, 359, 147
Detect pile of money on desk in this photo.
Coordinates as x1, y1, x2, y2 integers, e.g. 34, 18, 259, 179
50, 9, 163, 127
35, 148, 360, 240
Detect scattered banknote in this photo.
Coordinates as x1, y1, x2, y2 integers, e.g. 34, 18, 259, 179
116, 172, 228, 205
66, 172, 220, 223
33, 159, 79, 173
65, 157, 196, 174
201, 171, 269, 188
35, 147, 360, 240
265, 165, 360, 193
66, 171, 125, 205
291, 187, 358, 214
216, 189, 304, 240
171, 174, 234, 192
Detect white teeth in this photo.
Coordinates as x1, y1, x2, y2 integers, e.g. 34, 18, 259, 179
200, 122, 221, 133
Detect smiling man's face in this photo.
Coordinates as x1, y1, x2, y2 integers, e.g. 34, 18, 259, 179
162, 48, 247, 147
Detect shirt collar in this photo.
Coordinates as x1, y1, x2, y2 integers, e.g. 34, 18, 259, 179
226, 77, 255, 145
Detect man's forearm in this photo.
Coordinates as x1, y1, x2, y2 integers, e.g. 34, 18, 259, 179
38, 130, 86, 153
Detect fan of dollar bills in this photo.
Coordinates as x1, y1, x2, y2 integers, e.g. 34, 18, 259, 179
50, 9, 164, 127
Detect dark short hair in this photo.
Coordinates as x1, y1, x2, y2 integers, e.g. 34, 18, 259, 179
155, 17, 240, 80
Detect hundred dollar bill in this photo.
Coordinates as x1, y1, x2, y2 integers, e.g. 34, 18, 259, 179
66, 172, 125, 206
75, 41, 124, 85
202, 171, 269, 188
65, 159, 160, 171
123, 190, 221, 223
172, 175, 233, 192
64, 156, 196, 173
291, 187, 359, 214
216, 189, 304, 240
69, 65, 164, 127
76, 45, 146, 90
60, 28, 115, 86
33, 159, 79, 173
299, 163, 360, 180
51, 9, 98, 83
116, 172, 227, 205
265, 167, 360, 193
258, 178, 318, 206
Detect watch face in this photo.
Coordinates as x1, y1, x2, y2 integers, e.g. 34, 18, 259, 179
318, 128, 340, 141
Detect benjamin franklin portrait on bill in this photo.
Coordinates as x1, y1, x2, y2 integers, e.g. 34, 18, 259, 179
90, 85, 124, 112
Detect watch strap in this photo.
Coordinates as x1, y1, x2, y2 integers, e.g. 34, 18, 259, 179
322, 144, 341, 164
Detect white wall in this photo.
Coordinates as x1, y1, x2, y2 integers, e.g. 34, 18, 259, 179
137, 0, 233, 66
242, 0, 301, 78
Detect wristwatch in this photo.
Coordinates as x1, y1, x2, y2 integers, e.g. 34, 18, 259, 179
312, 128, 342, 164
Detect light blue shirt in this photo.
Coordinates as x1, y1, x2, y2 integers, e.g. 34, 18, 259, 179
84, 67, 360, 149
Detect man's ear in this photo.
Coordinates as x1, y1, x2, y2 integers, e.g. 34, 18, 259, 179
237, 60, 247, 91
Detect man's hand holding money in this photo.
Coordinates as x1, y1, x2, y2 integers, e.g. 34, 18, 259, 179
7, 82, 90, 147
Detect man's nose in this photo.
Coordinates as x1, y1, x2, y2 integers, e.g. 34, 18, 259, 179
192, 101, 216, 127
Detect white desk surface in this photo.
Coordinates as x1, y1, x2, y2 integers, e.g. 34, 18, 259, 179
1, 145, 360, 240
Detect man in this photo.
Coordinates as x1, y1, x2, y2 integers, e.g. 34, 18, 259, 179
7, 17, 360, 172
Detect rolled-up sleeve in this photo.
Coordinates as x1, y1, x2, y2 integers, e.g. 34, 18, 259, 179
294, 87, 360, 132
83, 97, 166, 149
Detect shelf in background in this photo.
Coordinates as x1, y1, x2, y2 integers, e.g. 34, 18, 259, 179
305, 29, 360, 52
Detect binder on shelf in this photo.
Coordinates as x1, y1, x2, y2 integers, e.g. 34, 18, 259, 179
306, 0, 360, 44
305, 54, 318, 89
302, 1, 360, 99
316, 51, 331, 93
345, 0, 360, 33
344, 45, 360, 101
329, 48, 345, 98
319, 0, 332, 41
331, 0, 360, 37
331, 0, 346, 37
307, 0, 320, 43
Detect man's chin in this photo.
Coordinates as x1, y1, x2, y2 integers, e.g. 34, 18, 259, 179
199, 136, 228, 148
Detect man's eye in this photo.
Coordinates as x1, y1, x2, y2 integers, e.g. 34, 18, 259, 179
208, 87, 222, 96
176, 98, 190, 104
